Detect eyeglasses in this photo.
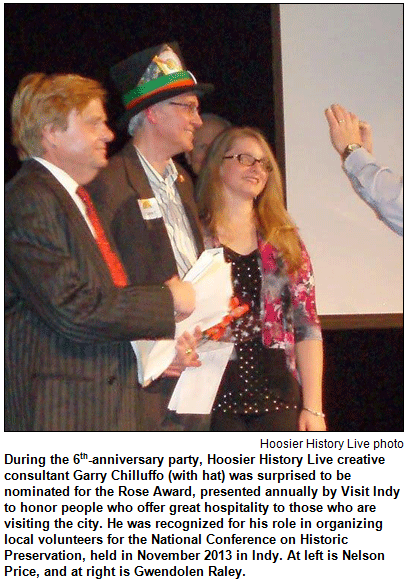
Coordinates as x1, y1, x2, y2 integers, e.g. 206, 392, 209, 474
223, 153, 273, 173
169, 101, 201, 116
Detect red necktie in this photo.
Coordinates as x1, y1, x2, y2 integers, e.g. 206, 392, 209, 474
76, 186, 128, 288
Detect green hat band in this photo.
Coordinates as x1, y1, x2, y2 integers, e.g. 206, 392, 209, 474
123, 71, 195, 109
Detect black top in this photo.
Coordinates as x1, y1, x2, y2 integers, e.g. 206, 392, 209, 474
213, 246, 299, 415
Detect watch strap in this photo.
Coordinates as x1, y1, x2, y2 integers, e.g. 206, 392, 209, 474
342, 143, 361, 161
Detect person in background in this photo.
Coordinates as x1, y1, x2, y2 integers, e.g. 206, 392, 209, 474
325, 103, 403, 235
196, 126, 325, 432
185, 112, 232, 176
88, 42, 213, 431
5, 72, 196, 432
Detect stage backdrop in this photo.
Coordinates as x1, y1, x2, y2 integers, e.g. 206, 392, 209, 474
278, 4, 403, 326
3, 4, 403, 431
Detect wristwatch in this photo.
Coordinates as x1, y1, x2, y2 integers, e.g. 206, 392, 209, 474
342, 143, 361, 161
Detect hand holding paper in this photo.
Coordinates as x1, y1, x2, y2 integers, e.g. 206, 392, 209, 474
162, 328, 202, 377
167, 341, 235, 414
132, 249, 233, 385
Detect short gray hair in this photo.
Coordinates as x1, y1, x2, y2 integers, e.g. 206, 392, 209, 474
128, 110, 147, 136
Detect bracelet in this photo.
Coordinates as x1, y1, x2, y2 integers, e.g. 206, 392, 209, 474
303, 407, 325, 418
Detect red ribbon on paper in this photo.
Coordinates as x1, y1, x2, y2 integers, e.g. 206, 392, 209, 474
203, 297, 250, 341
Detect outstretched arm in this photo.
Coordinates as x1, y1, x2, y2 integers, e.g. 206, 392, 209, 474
325, 104, 402, 236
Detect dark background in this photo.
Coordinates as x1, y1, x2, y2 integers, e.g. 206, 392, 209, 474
4, 3, 276, 180
4, 4, 403, 432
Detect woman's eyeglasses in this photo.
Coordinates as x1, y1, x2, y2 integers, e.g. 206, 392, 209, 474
223, 153, 273, 173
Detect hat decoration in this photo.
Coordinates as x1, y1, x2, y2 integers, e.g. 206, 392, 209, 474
122, 47, 197, 112
110, 42, 213, 121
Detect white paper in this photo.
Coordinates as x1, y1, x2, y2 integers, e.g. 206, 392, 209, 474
168, 341, 234, 414
175, 248, 233, 334
131, 249, 233, 386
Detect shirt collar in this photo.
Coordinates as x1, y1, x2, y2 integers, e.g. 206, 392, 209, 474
34, 157, 79, 196
135, 147, 178, 186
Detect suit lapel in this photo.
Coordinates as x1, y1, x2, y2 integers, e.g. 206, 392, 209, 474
120, 143, 179, 278
29, 160, 117, 284
123, 144, 203, 252
122, 141, 155, 200
120, 143, 204, 274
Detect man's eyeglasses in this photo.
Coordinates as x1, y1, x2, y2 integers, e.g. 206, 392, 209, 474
169, 101, 201, 116
223, 153, 273, 173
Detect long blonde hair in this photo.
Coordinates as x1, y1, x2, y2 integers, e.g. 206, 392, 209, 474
195, 126, 302, 273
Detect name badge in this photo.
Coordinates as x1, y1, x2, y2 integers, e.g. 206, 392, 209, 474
138, 198, 163, 221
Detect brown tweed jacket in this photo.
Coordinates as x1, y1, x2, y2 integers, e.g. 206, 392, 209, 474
88, 142, 208, 431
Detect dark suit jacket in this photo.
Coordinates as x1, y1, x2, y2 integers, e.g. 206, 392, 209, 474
88, 142, 207, 431
89, 141, 204, 284
5, 159, 175, 432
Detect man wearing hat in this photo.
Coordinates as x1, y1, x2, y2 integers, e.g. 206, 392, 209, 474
88, 42, 213, 431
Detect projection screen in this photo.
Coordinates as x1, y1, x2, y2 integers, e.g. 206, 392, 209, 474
278, 4, 403, 327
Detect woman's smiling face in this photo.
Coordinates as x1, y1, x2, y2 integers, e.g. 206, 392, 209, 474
219, 136, 270, 201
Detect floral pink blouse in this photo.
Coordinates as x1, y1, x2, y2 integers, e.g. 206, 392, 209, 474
259, 238, 322, 381
204, 232, 322, 383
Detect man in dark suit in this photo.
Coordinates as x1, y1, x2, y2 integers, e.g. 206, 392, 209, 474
5, 72, 196, 432
88, 43, 214, 430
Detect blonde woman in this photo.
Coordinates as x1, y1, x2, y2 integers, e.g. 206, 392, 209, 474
196, 127, 325, 432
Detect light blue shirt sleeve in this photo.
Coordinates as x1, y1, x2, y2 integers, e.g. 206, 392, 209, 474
343, 148, 403, 235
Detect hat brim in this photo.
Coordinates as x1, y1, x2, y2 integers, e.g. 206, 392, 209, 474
116, 82, 214, 132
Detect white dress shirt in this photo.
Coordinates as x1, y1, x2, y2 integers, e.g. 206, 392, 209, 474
34, 157, 96, 238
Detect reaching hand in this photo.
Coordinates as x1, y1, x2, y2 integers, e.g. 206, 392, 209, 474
325, 103, 362, 156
